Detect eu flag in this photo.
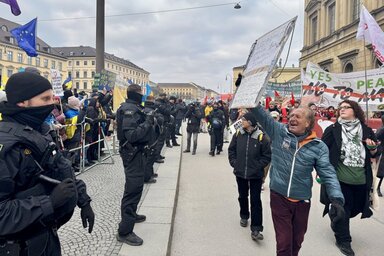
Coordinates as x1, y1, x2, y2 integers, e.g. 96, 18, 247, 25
0, 0, 21, 16
10, 18, 38, 57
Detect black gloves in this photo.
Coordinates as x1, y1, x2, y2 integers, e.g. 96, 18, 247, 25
329, 199, 345, 224
50, 178, 77, 209
81, 203, 95, 233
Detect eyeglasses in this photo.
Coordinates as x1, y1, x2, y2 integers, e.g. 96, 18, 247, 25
338, 106, 352, 110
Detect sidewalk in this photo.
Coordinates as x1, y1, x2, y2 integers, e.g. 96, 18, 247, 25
59, 138, 183, 256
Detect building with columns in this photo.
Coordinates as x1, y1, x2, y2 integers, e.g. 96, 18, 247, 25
300, 0, 384, 72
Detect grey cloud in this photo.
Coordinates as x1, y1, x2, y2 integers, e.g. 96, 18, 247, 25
0, 0, 304, 90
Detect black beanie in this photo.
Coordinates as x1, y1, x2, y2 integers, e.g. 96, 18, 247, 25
5, 72, 52, 104
243, 112, 258, 127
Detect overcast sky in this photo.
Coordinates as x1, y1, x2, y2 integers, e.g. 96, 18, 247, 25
0, 0, 305, 92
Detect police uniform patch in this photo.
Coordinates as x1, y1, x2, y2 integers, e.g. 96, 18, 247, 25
24, 148, 32, 155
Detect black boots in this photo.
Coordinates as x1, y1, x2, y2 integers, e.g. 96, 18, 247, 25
135, 214, 146, 223
116, 232, 143, 246
335, 241, 355, 256
209, 151, 215, 156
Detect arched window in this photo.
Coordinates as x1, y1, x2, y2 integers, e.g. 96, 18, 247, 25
344, 63, 353, 73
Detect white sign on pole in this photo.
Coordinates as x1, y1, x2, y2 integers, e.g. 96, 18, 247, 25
231, 17, 297, 109
50, 69, 63, 96
302, 62, 384, 111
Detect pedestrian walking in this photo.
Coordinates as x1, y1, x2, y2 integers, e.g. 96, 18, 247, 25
0, 72, 95, 255
116, 84, 153, 246
183, 102, 203, 155
251, 104, 344, 256
375, 115, 384, 197
228, 112, 271, 241
321, 100, 378, 256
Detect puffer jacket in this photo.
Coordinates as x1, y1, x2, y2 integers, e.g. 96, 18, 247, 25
228, 127, 271, 179
251, 105, 344, 202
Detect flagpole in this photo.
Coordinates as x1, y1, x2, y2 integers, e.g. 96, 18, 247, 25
363, 36, 369, 122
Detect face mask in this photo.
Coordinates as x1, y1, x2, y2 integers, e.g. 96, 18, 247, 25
12, 104, 55, 130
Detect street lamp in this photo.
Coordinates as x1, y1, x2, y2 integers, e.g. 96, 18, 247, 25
225, 74, 232, 94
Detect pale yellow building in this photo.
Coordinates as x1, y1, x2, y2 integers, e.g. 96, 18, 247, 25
55, 46, 150, 92
232, 64, 300, 92
300, 0, 384, 72
0, 18, 67, 86
158, 82, 208, 101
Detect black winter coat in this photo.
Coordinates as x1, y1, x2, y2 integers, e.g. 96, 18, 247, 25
185, 105, 203, 133
0, 121, 91, 245
321, 121, 377, 218
228, 128, 271, 180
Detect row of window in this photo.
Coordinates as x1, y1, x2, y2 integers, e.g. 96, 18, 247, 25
68, 60, 95, 67
68, 71, 95, 79
0, 49, 63, 70
309, 0, 360, 44
68, 60, 148, 79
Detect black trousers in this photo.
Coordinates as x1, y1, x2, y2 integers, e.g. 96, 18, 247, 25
144, 150, 156, 182
329, 182, 366, 243
155, 131, 166, 159
236, 177, 263, 232
175, 119, 183, 134
118, 150, 145, 235
210, 128, 223, 152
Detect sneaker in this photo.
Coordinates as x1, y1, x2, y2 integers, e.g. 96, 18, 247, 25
335, 242, 355, 256
135, 214, 146, 223
251, 231, 264, 241
144, 178, 157, 184
116, 232, 143, 246
183, 149, 191, 153
240, 219, 248, 227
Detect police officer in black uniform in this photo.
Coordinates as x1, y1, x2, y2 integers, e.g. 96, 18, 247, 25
0, 72, 95, 256
154, 93, 171, 162
207, 102, 225, 156
143, 95, 164, 183
116, 84, 152, 246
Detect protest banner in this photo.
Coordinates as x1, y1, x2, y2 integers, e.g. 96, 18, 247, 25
230, 16, 297, 109
302, 62, 384, 111
50, 69, 63, 96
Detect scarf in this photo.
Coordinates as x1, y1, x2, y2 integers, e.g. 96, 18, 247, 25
338, 118, 365, 167
0, 102, 54, 131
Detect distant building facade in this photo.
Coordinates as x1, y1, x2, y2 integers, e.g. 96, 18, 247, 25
55, 46, 150, 91
0, 17, 67, 84
158, 82, 208, 101
300, 0, 384, 72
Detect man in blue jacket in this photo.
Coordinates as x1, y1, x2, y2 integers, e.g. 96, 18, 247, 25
251, 105, 345, 256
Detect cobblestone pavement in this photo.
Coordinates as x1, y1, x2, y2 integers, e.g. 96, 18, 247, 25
59, 154, 153, 256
